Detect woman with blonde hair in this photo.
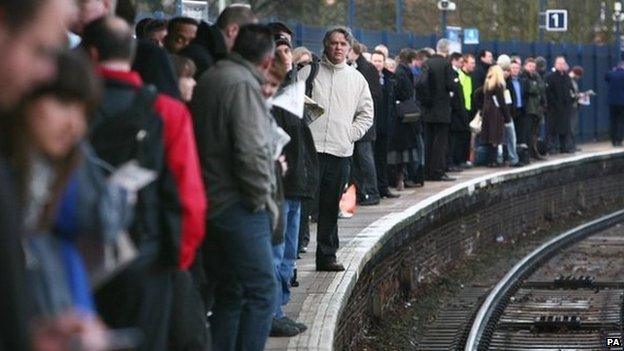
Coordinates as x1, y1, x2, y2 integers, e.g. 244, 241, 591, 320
475, 65, 512, 166
292, 46, 313, 67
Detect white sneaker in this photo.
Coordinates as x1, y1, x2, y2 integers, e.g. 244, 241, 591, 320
338, 211, 354, 219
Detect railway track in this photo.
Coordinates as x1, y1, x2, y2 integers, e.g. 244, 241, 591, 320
463, 209, 624, 351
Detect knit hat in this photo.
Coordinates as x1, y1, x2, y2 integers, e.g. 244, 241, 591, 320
274, 33, 292, 48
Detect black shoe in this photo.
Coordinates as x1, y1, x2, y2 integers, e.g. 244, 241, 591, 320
291, 268, 299, 287
270, 317, 301, 337
316, 261, 345, 271
357, 196, 380, 206
447, 166, 464, 173
404, 180, 424, 188
299, 246, 307, 254
283, 316, 308, 333
429, 174, 457, 181
380, 191, 400, 199
460, 162, 474, 169
510, 162, 524, 167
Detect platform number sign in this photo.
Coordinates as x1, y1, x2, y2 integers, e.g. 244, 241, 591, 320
546, 9, 568, 32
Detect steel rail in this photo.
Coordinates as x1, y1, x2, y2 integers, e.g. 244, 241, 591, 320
464, 208, 624, 351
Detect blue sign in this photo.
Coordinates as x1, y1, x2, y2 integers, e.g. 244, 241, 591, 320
463, 28, 479, 45
545, 9, 568, 32
445, 26, 462, 42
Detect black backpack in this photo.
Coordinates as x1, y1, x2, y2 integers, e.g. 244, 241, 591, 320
89, 82, 181, 267
304, 61, 320, 98
90, 83, 161, 170
303, 62, 321, 126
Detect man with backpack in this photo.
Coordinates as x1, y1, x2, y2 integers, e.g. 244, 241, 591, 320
82, 16, 207, 351
297, 26, 374, 272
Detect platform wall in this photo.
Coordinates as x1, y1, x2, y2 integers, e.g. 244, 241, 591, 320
335, 152, 624, 350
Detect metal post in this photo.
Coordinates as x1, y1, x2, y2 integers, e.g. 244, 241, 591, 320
441, 10, 448, 38
395, 0, 404, 33
348, 0, 356, 28
617, 20, 622, 60
616, 2, 623, 61
539, 0, 545, 42
175, 0, 183, 17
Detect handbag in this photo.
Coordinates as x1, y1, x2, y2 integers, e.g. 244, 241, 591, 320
396, 99, 422, 123
469, 111, 483, 134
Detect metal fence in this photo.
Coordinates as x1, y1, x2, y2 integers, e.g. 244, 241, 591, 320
291, 23, 620, 142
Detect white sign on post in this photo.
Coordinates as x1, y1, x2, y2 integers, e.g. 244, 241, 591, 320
545, 9, 568, 32
182, 0, 209, 21
445, 26, 462, 54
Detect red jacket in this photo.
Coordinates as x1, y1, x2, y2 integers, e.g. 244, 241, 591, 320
99, 68, 207, 269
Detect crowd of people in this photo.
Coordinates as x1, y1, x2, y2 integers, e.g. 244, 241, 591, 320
1, 0, 622, 351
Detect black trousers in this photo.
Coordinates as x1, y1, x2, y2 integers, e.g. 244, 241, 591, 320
449, 131, 470, 166
425, 122, 450, 179
547, 133, 572, 153
374, 133, 390, 194
298, 199, 311, 250
169, 270, 210, 351
95, 258, 174, 351
352, 140, 379, 200
527, 113, 543, 156
316, 153, 349, 264
610, 105, 624, 145
514, 113, 531, 146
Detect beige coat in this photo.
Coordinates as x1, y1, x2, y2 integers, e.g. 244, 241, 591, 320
298, 57, 374, 157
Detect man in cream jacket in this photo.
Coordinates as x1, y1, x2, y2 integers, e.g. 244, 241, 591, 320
298, 26, 374, 271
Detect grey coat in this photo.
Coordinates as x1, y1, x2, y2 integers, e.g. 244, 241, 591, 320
191, 53, 278, 224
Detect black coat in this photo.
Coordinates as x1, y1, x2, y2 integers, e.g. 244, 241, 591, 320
390, 63, 419, 152
473, 60, 491, 91
179, 22, 228, 78
355, 55, 382, 141
0, 159, 31, 351
133, 40, 181, 99
376, 68, 396, 137
545, 71, 575, 135
422, 55, 452, 124
272, 105, 319, 200
450, 68, 470, 132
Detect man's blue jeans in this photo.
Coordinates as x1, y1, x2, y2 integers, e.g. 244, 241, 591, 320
205, 202, 276, 351
272, 199, 301, 318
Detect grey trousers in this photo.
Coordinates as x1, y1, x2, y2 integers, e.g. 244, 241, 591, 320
352, 140, 380, 200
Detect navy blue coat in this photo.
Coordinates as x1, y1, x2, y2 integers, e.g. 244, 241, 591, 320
605, 67, 624, 106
